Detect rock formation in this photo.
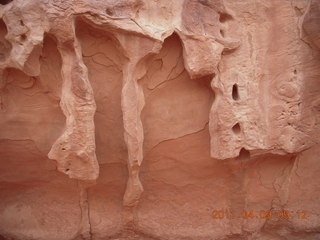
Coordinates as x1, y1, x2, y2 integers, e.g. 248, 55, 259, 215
0, 0, 319, 239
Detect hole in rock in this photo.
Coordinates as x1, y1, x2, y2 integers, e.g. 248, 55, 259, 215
232, 83, 239, 100
294, 69, 297, 74
106, 8, 114, 16
237, 148, 250, 161
61, 148, 66, 151
0, 0, 12, 5
20, 34, 26, 41
232, 123, 241, 134
65, 168, 70, 172
219, 12, 233, 23
19, 20, 24, 26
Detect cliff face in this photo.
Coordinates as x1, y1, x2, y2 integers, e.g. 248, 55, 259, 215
0, 0, 319, 239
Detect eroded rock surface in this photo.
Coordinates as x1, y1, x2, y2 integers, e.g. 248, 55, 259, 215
0, 0, 319, 239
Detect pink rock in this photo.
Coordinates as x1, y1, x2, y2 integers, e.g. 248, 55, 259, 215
0, 0, 319, 239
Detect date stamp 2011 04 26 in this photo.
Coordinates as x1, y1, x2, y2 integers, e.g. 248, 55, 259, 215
211, 209, 308, 220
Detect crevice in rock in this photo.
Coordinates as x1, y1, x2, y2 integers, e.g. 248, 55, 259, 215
272, 155, 297, 207
144, 122, 209, 159
232, 83, 239, 101
227, 157, 248, 234
236, 148, 250, 161
78, 181, 93, 240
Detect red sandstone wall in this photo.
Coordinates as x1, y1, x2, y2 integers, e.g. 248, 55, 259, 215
0, 0, 319, 239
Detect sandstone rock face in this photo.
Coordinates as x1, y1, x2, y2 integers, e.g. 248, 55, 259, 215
0, 0, 319, 239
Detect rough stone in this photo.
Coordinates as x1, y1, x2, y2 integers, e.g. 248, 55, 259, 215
0, 0, 319, 239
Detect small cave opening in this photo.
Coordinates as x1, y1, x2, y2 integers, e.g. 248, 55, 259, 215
219, 12, 233, 23
232, 83, 239, 101
237, 148, 250, 161
0, 0, 13, 5
232, 123, 241, 134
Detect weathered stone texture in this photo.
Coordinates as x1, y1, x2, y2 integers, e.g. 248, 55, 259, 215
0, 0, 319, 239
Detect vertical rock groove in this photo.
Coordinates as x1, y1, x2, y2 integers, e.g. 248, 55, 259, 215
78, 181, 92, 240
